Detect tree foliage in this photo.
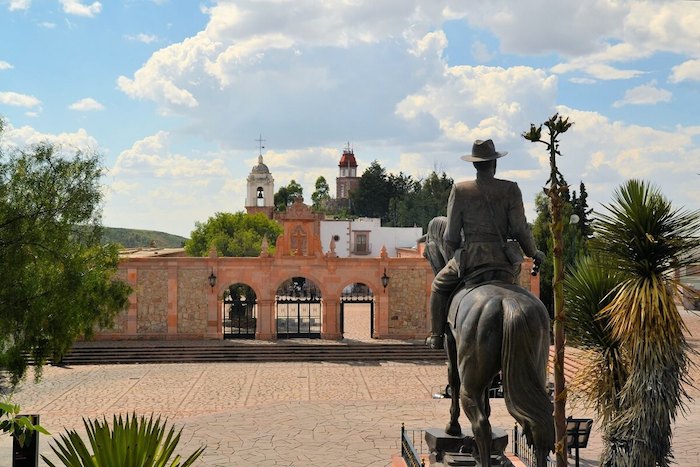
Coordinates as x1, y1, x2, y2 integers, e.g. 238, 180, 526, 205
310, 176, 331, 213
184, 211, 283, 257
531, 182, 591, 313
349, 160, 453, 230
0, 122, 131, 386
274, 180, 303, 212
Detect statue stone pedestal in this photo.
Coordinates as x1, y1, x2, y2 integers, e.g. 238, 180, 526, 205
425, 426, 513, 466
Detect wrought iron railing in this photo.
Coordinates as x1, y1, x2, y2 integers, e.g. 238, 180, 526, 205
512, 424, 555, 467
400, 424, 425, 467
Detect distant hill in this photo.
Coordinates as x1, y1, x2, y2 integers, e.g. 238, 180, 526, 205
102, 227, 188, 248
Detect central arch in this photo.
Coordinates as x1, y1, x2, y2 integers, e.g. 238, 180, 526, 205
275, 276, 322, 338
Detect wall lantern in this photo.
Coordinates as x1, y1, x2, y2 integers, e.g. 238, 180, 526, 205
381, 268, 390, 292
208, 269, 217, 290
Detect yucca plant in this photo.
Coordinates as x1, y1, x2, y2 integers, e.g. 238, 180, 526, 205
43, 413, 204, 467
564, 256, 626, 423
589, 179, 700, 466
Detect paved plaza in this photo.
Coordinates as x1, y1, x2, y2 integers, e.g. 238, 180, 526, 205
1, 307, 699, 466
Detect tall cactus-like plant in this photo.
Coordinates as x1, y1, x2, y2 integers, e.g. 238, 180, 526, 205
523, 113, 573, 467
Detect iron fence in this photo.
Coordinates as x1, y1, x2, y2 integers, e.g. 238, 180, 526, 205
400, 424, 426, 467
512, 424, 555, 467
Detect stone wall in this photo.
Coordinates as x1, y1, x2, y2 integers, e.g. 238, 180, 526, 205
137, 269, 168, 334
387, 266, 430, 338
178, 268, 208, 334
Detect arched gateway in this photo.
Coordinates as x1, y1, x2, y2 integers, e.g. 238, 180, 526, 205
105, 199, 539, 342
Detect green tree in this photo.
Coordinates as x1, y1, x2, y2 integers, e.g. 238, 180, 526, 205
311, 176, 331, 213
274, 180, 303, 211
184, 211, 283, 257
0, 122, 131, 386
351, 161, 391, 220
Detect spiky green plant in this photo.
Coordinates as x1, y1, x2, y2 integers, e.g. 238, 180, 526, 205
564, 256, 627, 422
590, 179, 700, 466
43, 413, 204, 467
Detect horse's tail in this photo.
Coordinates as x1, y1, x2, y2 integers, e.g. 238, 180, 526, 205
501, 296, 554, 453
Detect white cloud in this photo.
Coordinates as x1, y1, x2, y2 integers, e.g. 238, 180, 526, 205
569, 77, 596, 85
125, 33, 159, 44
0, 61, 13, 70
111, 131, 229, 178
670, 59, 700, 83
0, 91, 41, 108
59, 0, 101, 17
396, 65, 558, 144
39, 21, 56, 29
0, 120, 98, 152
68, 97, 105, 111
613, 80, 672, 108
9, 0, 30, 11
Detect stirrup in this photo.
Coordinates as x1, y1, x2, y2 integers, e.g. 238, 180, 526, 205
426, 335, 444, 350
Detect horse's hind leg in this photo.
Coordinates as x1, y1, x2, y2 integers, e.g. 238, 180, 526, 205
445, 330, 461, 436
461, 388, 492, 467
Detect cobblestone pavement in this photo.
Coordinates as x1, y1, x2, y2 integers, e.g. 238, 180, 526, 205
1, 307, 698, 466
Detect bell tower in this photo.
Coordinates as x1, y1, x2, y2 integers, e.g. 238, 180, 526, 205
245, 135, 275, 219
336, 142, 359, 201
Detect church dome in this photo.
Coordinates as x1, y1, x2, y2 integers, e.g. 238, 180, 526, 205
251, 155, 270, 174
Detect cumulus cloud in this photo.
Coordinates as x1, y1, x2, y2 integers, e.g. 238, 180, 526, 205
68, 97, 105, 111
396, 65, 558, 145
111, 131, 229, 178
0, 61, 13, 70
0, 120, 98, 152
59, 0, 101, 17
613, 80, 672, 108
0, 91, 41, 108
9, 0, 30, 11
670, 59, 700, 83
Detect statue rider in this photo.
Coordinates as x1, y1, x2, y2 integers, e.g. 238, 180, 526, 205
426, 139, 545, 350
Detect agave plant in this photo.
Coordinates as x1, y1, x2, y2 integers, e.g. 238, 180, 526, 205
587, 179, 700, 466
43, 413, 204, 467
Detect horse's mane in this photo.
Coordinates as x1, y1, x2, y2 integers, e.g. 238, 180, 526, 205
423, 216, 449, 275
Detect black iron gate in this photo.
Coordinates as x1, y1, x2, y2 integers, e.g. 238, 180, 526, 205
340, 283, 374, 337
276, 277, 322, 338
276, 297, 322, 338
223, 295, 257, 339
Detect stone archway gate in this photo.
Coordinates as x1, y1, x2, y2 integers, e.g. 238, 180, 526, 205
103, 251, 434, 341
101, 201, 538, 341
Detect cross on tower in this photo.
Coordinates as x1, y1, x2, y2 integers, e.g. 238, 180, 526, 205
256, 134, 266, 156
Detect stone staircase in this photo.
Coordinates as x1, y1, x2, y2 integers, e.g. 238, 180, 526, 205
59, 341, 447, 365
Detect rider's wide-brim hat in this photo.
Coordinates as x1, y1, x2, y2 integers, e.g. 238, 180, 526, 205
461, 139, 508, 162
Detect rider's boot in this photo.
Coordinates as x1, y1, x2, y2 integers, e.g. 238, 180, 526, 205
426, 292, 449, 350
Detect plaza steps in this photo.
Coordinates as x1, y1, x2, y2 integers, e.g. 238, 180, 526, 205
58, 341, 447, 365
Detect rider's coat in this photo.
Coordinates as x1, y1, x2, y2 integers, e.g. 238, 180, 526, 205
444, 176, 538, 275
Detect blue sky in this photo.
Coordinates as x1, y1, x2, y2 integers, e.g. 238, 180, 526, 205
1, 1, 699, 237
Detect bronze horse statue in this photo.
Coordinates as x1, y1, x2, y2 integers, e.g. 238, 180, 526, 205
424, 217, 554, 466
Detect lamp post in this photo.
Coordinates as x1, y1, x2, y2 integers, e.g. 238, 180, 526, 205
208, 269, 217, 292
381, 268, 390, 292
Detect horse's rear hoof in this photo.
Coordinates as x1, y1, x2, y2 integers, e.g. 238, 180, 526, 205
445, 423, 461, 436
